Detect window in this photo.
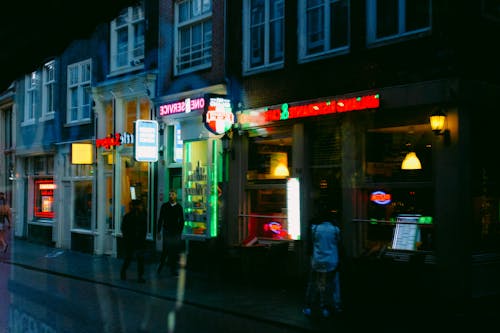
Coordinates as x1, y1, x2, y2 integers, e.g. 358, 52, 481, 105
41, 60, 56, 120
174, 0, 213, 75
67, 59, 92, 123
243, 0, 284, 73
110, 1, 145, 72
298, 0, 350, 62
23, 71, 39, 125
366, 0, 432, 45
74, 180, 93, 230
34, 179, 55, 219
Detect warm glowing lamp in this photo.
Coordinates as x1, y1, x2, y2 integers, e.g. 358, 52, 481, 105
401, 152, 422, 170
430, 109, 446, 134
274, 163, 290, 177
72, 143, 93, 164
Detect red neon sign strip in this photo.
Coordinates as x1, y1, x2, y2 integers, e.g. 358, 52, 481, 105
238, 94, 380, 127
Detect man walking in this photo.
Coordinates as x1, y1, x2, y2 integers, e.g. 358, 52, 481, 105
157, 190, 185, 276
120, 199, 148, 283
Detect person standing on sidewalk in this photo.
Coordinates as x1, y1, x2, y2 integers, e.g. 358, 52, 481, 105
157, 190, 185, 277
120, 199, 147, 283
0, 192, 12, 253
303, 206, 343, 318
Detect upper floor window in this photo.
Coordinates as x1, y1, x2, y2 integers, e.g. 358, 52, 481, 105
23, 71, 39, 125
110, 1, 145, 72
298, 0, 350, 62
366, 0, 432, 46
174, 0, 213, 75
67, 59, 92, 124
41, 60, 56, 120
243, 0, 284, 74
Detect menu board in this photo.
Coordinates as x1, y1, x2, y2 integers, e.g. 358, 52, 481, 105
392, 214, 421, 250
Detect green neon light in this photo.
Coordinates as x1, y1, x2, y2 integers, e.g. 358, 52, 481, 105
418, 216, 433, 224
280, 103, 289, 120
210, 140, 218, 237
184, 142, 192, 230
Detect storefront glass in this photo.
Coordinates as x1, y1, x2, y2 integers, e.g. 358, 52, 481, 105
243, 127, 295, 241
34, 179, 55, 219
357, 124, 435, 256
182, 139, 221, 239
73, 180, 92, 229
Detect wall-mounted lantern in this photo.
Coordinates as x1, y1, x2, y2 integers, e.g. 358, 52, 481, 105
430, 109, 451, 145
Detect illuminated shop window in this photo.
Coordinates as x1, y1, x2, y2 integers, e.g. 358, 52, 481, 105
247, 132, 292, 181
34, 179, 55, 219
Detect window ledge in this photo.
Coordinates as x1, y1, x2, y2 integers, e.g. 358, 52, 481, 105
64, 119, 91, 127
21, 120, 36, 127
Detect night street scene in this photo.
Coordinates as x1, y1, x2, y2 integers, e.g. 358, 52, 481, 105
1, 1, 500, 332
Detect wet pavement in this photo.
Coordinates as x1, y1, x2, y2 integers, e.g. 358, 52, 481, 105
1, 238, 499, 332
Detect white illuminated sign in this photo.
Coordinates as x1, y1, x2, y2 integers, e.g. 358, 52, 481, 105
134, 120, 159, 162
287, 177, 301, 240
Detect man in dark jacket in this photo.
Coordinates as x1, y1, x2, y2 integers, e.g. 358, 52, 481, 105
157, 190, 185, 276
120, 199, 147, 283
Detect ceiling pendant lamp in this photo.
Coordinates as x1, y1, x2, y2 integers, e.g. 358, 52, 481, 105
401, 152, 422, 170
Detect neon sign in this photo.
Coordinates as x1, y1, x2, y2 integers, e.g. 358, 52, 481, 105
370, 191, 392, 205
264, 221, 282, 235
237, 94, 379, 128
34, 179, 55, 219
96, 132, 134, 149
159, 97, 206, 116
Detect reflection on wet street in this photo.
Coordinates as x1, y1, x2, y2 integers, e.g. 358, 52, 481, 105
0, 260, 303, 333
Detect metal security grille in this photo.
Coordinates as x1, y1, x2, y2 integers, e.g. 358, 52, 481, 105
309, 117, 342, 168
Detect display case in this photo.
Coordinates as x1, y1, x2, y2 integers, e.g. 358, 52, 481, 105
182, 140, 221, 240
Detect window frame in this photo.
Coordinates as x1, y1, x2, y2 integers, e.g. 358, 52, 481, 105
242, 0, 285, 75
41, 60, 56, 121
366, 0, 432, 47
67, 59, 92, 125
298, 0, 350, 63
110, 1, 145, 73
174, 0, 213, 75
23, 71, 39, 126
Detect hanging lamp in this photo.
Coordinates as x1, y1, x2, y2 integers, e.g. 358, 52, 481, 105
401, 152, 422, 170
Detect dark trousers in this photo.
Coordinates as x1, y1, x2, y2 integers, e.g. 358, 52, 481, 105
305, 269, 336, 310
158, 235, 182, 273
121, 242, 144, 279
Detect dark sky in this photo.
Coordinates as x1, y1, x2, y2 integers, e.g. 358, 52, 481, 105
0, 0, 138, 92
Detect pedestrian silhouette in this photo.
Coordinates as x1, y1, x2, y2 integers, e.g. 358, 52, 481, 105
120, 199, 147, 283
157, 190, 185, 277
303, 206, 343, 318
0, 192, 12, 253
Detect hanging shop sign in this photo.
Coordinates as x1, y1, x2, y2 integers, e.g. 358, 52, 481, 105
237, 93, 380, 129
203, 95, 234, 135
95, 132, 134, 149
134, 120, 159, 162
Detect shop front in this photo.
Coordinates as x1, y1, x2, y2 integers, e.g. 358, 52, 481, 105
93, 75, 156, 257
157, 91, 233, 267
16, 154, 56, 246
233, 93, 382, 280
